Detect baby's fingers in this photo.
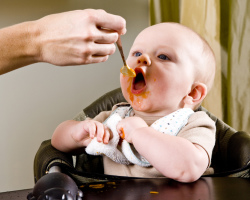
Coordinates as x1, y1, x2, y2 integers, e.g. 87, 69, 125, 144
85, 121, 111, 143
103, 127, 112, 144
95, 122, 106, 143
86, 121, 98, 139
116, 122, 125, 139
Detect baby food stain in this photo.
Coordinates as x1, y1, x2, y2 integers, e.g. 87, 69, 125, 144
127, 78, 134, 102
126, 77, 150, 109
150, 191, 159, 194
120, 127, 125, 139
89, 184, 105, 189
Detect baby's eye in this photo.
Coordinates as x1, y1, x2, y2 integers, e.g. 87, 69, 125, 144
133, 52, 142, 57
158, 54, 170, 60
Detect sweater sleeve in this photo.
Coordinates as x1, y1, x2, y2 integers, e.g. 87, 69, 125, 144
177, 111, 216, 166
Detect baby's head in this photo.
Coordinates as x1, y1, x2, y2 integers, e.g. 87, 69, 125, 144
120, 22, 216, 115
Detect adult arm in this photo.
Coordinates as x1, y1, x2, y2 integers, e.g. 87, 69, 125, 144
0, 9, 126, 75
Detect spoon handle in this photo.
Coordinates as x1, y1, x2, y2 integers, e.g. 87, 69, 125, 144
116, 37, 127, 66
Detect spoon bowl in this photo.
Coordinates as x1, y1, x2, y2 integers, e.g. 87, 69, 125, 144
116, 37, 136, 77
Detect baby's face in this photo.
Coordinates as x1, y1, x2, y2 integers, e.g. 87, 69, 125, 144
120, 23, 203, 115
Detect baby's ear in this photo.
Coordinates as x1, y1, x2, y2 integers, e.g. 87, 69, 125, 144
183, 82, 207, 107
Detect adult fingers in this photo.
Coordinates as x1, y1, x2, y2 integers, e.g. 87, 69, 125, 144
74, 43, 115, 65
95, 28, 119, 44
86, 55, 109, 64
92, 42, 116, 56
82, 45, 115, 64
94, 9, 126, 35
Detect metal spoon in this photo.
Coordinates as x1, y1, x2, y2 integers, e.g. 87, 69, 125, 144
116, 37, 136, 77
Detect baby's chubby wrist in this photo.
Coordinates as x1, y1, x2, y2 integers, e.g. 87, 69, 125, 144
129, 127, 151, 144
120, 126, 149, 144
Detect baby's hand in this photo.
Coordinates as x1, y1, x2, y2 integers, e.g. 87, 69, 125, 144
116, 117, 148, 143
72, 120, 111, 146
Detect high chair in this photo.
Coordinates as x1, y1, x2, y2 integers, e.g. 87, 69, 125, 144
29, 88, 250, 200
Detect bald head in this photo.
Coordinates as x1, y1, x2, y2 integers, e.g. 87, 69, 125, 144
169, 23, 216, 92
141, 23, 216, 92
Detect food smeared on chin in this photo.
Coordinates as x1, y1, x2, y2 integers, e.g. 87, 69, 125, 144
132, 68, 147, 94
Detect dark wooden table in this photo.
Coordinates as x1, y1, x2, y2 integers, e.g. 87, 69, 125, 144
0, 177, 249, 200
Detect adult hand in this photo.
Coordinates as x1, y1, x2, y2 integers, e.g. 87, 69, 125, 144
0, 9, 126, 75
36, 9, 126, 65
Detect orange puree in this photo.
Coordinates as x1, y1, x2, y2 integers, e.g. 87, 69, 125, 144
89, 184, 105, 189
127, 78, 134, 102
120, 127, 125, 139
126, 77, 150, 109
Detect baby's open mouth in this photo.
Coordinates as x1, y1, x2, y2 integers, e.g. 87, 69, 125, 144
132, 68, 146, 94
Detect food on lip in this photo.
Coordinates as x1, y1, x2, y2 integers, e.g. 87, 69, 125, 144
126, 69, 151, 105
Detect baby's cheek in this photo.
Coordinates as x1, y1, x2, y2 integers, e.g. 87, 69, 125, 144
120, 75, 129, 90
121, 76, 133, 101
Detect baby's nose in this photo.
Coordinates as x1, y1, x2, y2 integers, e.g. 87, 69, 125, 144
137, 55, 151, 66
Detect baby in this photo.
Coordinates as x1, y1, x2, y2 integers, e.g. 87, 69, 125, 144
51, 22, 216, 183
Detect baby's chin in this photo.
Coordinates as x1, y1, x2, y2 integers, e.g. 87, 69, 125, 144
129, 100, 148, 112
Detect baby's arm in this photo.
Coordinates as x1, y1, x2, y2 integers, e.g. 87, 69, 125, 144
51, 119, 111, 154
117, 117, 209, 182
